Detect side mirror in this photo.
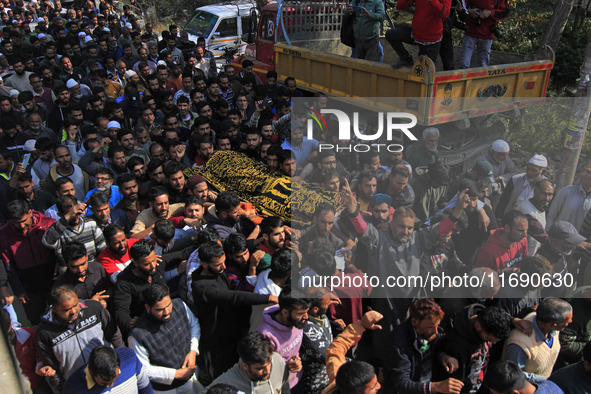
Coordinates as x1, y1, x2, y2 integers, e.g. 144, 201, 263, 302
213, 31, 221, 38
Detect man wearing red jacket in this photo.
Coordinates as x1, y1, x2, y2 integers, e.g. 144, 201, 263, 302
386, 0, 452, 68
0, 199, 56, 325
459, 0, 509, 68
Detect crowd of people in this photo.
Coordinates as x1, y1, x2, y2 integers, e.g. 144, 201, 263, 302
0, 0, 589, 394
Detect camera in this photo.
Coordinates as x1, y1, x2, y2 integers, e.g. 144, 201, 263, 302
490, 25, 503, 38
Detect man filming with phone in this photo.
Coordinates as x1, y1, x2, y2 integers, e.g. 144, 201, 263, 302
346, 0, 386, 61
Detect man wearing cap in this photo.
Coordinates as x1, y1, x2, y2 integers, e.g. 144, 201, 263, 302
547, 161, 591, 231
407, 127, 440, 169
186, 174, 217, 206
480, 139, 517, 203
496, 154, 548, 219
410, 161, 451, 222
538, 221, 586, 297
125, 70, 145, 93
66, 79, 90, 108
447, 159, 495, 201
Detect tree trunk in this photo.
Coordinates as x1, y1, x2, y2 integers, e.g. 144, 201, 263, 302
535, 0, 576, 58
556, 31, 591, 191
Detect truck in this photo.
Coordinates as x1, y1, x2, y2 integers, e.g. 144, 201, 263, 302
231, 0, 556, 169
183, 1, 258, 68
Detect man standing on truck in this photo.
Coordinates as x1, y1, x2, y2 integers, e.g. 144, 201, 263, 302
347, 0, 386, 62
386, 0, 452, 68
459, 0, 509, 68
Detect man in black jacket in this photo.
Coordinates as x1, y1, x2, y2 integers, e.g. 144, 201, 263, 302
385, 298, 464, 394
112, 240, 166, 337
434, 305, 512, 393
191, 242, 278, 384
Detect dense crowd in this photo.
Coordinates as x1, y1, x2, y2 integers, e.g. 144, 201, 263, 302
0, 1, 590, 394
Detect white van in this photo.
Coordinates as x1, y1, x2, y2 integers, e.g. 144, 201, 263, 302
183, 2, 258, 65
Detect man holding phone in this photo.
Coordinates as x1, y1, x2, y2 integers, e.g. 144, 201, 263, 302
347, 0, 386, 61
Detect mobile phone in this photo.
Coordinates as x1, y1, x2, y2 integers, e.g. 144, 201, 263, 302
353, 6, 362, 13
22, 153, 31, 168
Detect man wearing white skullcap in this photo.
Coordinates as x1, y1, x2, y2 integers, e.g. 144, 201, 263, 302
478, 139, 517, 207
547, 160, 591, 231
496, 154, 548, 218
407, 127, 440, 168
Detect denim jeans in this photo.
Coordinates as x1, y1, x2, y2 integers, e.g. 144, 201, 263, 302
460, 35, 493, 69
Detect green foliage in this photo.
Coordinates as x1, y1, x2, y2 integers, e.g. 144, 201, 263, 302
501, 99, 591, 157
551, 20, 590, 88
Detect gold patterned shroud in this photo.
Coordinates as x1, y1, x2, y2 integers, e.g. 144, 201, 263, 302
183, 151, 336, 226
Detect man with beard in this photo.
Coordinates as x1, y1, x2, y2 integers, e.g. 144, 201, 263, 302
186, 174, 217, 205
191, 242, 277, 383
99, 224, 141, 282
547, 160, 591, 231
209, 332, 290, 393
163, 161, 186, 204
130, 186, 184, 236
29, 73, 56, 112
57, 56, 85, 84
496, 155, 548, 218
279, 149, 297, 178
300, 203, 343, 260
223, 232, 265, 291
88, 191, 132, 233
257, 286, 309, 389
341, 178, 471, 358
53, 241, 111, 309
84, 168, 123, 207
516, 179, 555, 256
114, 174, 147, 227
113, 240, 167, 337
11, 172, 55, 212
42, 195, 106, 263
107, 145, 129, 182
242, 128, 262, 160
44, 146, 89, 201
407, 127, 440, 169
193, 135, 215, 167
4, 58, 33, 92
128, 284, 203, 392
194, 45, 215, 79
203, 190, 243, 241
537, 221, 585, 297
383, 298, 464, 394
36, 285, 124, 390
281, 120, 318, 167
475, 209, 528, 271
47, 85, 71, 132
353, 170, 378, 213
117, 128, 149, 163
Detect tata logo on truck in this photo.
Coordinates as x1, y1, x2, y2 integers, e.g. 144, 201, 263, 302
306, 109, 419, 153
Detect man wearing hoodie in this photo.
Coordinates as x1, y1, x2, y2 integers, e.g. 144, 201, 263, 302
257, 286, 310, 389
475, 209, 528, 271
209, 331, 290, 393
